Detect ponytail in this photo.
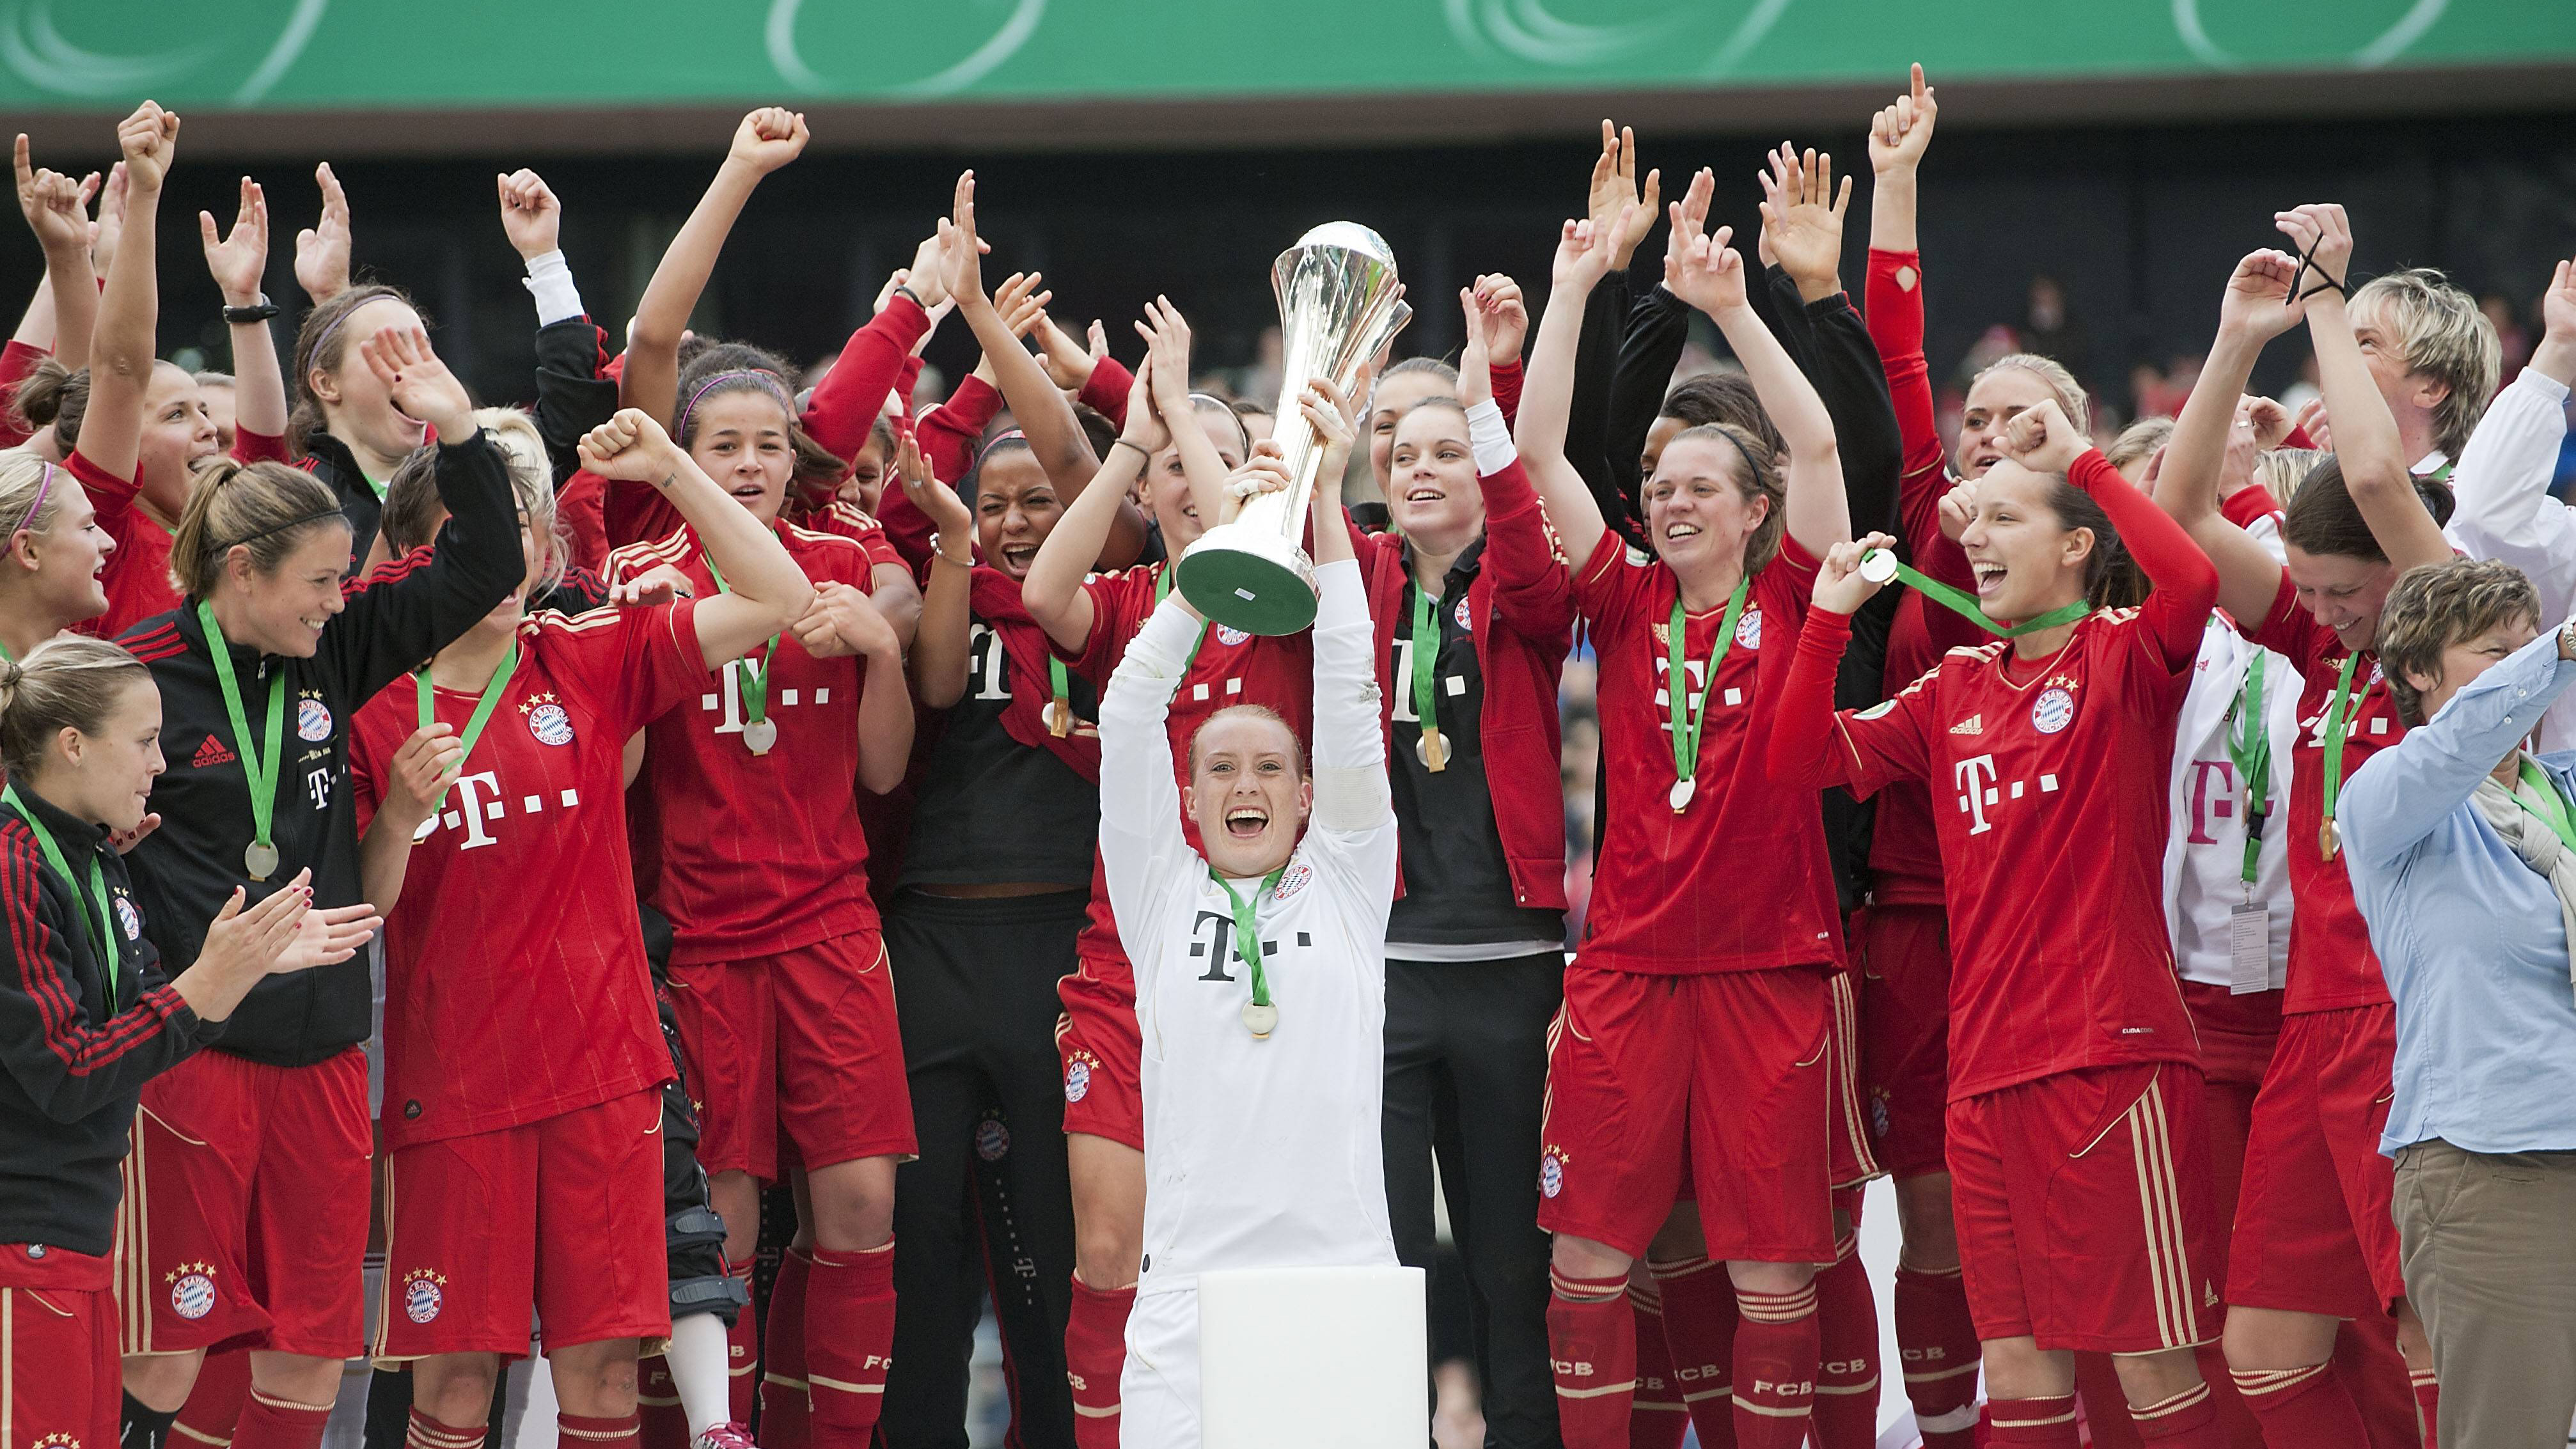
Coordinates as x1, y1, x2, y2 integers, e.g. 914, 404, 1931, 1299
2040, 477, 2146, 609
12, 358, 88, 453
0, 638, 149, 781
168, 460, 347, 600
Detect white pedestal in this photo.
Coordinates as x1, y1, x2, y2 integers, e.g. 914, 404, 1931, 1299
1198, 1265, 1425, 1448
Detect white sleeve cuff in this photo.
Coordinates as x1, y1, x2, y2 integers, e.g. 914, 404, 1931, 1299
1466, 398, 1516, 476
521, 251, 585, 328
2518, 366, 2573, 407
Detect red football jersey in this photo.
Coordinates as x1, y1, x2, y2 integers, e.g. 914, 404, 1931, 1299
1061, 563, 1316, 988
1864, 592, 1947, 906
351, 602, 704, 1148
1829, 610, 2199, 1099
2246, 571, 2404, 1015
605, 522, 884, 963
1574, 533, 1844, 973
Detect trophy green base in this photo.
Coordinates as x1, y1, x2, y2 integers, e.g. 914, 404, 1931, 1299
1176, 523, 1319, 636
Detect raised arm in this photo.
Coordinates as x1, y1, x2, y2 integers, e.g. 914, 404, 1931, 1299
77, 103, 178, 488
1139, 299, 1236, 531
1513, 209, 1630, 572
2343, 625, 2576, 866
579, 407, 812, 665
797, 239, 939, 463
291, 162, 350, 306
1667, 194, 1850, 556
1095, 588, 1200, 930
13, 138, 93, 374
2003, 399, 2217, 669
1460, 287, 1576, 639
2286, 203, 2449, 572
893, 435, 976, 708
1024, 356, 1163, 655
2154, 249, 2309, 623
2446, 256, 2576, 619
622, 108, 808, 428
200, 177, 286, 447
501, 169, 620, 482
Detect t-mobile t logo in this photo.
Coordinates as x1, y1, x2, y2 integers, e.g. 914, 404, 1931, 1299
443, 771, 505, 852
1953, 753, 1999, 835
2184, 758, 2239, 845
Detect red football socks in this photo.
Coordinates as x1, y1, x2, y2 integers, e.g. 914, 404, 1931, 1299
726, 1260, 762, 1428
804, 1241, 897, 1445
1065, 1274, 1135, 1449
1893, 1264, 1983, 1448
761, 1248, 811, 1449
2130, 1382, 2226, 1446
1546, 1267, 1637, 1448
171, 1348, 253, 1449
1730, 1281, 1819, 1449
557, 1413, 641, 1449
1650, 1255, 1738, 1449
230, 1390, 331, 1449
634, 1356, 686, 1449
1811, 1248, 1880, 1449
2233, 1361, 2371, 1446
1988, 1393, 2082, 1446
2410, 1367, 2440, 1449
1627, 1285, 1688, 1449
404, 1409, 485, 1449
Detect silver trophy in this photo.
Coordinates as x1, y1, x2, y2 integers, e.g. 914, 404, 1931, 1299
1175, 223, 1411, 636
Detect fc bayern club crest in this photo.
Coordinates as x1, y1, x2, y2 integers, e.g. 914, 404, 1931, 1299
1064, 1058, 1092, 1104
1214, 624, 1252, 647
1272, 861, 1314, 903
295, 697, 334, 742
526, 700, 575, 747
402, 1269, 446, 1324
2031, 686, 2077, 735
975, 1118, 1011, 1162
115, 895, 143, 941
167, 1264, 216, 1320
1453, 597, 1472, 631
1538, 1148, 1567, 1200
1734, 607, 1763, 649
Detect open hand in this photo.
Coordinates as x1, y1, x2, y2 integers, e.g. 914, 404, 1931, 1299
359, 325, 474, 441
1757, 143, 1850, 298
294, 162, 352, 303
1587, 121, 1661, 270
200, 176, 269, 306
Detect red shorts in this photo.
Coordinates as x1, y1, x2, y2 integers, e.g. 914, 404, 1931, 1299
116, 1047, 371, 1358
1825, 967, 1881, 1190
1056, 949, 1142, 1152
375, 1091, 670, 1362
665, 930, 916, 1182
2227, 1003, 2404, 1317
1, 1244, 118, 1449
1538, 965, 1835, 1264
2179, 980, 2283, 1090
1854, 904, 1952, 1181
1947, 1062, 2219, 1354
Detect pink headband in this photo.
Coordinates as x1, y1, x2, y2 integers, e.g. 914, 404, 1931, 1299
12, 464, 54, 538
675, 370, 796, 441
973, 428, 1028, 469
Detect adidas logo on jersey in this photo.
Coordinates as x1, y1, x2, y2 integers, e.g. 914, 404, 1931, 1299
192, 735, 237, 768
1949, 714, 1983, 736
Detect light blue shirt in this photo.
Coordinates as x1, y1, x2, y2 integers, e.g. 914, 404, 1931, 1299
2341, 630, 2576, 1157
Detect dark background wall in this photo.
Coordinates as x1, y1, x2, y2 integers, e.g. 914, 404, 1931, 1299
13, 106, 2575, 421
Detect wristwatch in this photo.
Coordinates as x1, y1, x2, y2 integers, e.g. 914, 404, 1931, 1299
221, 295, 280, 324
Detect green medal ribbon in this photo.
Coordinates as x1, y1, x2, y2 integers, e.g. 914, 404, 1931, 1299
1211, 863, 1289, 1009
416, 639, 521, 783
702, 554, 778, 744
2512, 757, 2576, 855
1410, 585, 1447, 771
1045, 655, 1074, 736
2318, 650, 2363, 859
3, 785, 120, 1010
1665, 577, 1751, 812
198, 602, 287, 880
1858, 548, 2091, 638
2226, 652, 2273, 886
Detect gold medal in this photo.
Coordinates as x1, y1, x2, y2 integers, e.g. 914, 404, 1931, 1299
1417, 726, 1448, 772
2319, 818, 2339, 861
1241, 1001, 1278, 1038
1046, 698, 1072, 739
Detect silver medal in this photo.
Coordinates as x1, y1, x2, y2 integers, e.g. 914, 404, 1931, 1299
244, 841, 279, 881
742, 717, 779, 756
1416, 728, 1449, 771
1669, 778, 1695, 813
1241, 1001, 1278, 1038
1858, 549, 1899, 585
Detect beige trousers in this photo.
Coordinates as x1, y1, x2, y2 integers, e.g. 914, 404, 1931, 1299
2391, 1138, 2576, 1449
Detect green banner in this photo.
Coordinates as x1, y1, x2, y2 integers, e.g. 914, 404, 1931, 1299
0, 0, 2564, 109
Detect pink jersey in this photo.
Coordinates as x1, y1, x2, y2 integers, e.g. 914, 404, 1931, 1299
351, 602, 703, 1148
